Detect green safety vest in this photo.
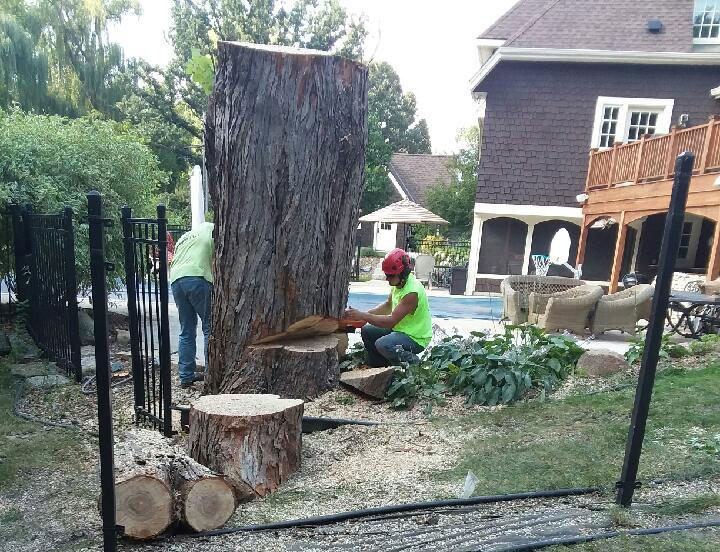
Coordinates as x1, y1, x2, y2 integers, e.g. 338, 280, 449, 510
391, 273, 432, 348
169, 222, 214, 284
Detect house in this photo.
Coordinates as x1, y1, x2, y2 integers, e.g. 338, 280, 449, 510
359, 153, 453, 252
465, 0, 720, 294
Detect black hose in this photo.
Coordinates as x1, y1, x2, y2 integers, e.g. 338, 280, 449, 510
486, 519, 720, 552
185, 487, 600, 539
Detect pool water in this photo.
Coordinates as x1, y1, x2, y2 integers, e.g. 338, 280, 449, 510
347, 292, 502, 320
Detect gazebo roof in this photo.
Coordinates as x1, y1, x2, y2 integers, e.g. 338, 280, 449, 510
358, 199, 449, 225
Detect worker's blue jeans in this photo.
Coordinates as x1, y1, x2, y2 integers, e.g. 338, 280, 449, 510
171, 276, 212, 384
361, 324, 425, 367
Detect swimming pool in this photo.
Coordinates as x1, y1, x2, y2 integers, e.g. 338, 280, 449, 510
347, 292, 502, 320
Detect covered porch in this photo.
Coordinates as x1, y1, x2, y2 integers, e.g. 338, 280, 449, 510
578, 116, 720, 292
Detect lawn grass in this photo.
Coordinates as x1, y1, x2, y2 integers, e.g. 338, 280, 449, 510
436, 361, 720, 495
0, 359, 84, 490
545, 530, 720, 551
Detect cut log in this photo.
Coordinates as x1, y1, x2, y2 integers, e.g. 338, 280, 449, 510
340, 366, 396, 400
112, 431, 176, 540
205, 42, 368, 398
222, 334, 339, 399
188, 394, 304, 498
170, 456, 237, 532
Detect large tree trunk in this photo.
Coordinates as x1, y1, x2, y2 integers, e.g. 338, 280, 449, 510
205, 42, 368, 398
187, 394, 304, 499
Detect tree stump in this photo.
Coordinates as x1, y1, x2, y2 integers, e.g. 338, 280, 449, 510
187, 394, 304, 498
111, 432, 176, 540
205, 42, 368, 398
170, 456, 237, 532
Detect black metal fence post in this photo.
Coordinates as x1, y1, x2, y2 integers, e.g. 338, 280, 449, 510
616, 152, 695, 507
156, 205, 173, 437
63, 207, 82, 382
87, 191, 117, 551
122, 207, 145, 418
9, 204, 27, 303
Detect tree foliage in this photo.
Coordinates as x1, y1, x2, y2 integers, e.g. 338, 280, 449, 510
425, 126, 480, 238
0, 109, 167, 293
363, 62, 432, 214
0, 0, 139, 116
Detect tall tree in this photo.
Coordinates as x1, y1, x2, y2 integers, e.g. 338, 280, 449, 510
0, 0, 139, 116
425, 126, 480, 238
362, 61, 432, 214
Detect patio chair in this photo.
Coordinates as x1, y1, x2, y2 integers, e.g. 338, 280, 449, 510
590, 284, 654, 336
530, 284, 604, 334
414, 254, 434, 289
501, 275, 585, 324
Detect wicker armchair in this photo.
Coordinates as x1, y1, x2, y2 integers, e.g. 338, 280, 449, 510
532, 284, 604, 334
590, 284, 654, 336
501, 275, 585, 323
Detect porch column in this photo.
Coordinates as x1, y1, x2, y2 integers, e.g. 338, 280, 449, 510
465, 215, 483, 295
609, 211, 627, 293
706, 214, 720, 282
521, 223, 536, 275
576, 215, 588, 267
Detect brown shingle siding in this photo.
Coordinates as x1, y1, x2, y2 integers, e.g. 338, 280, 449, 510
476, 61, 720, 207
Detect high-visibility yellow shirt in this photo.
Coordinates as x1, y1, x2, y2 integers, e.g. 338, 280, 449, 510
169, 223, 214, 284
391, 273, 432, 347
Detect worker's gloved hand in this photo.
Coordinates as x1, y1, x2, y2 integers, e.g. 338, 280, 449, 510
344, 307, 364, 321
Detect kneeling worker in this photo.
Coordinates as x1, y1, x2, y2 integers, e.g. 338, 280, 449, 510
344, 248, 432, 366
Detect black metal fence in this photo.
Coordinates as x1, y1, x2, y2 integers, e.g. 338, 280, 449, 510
408, 238, 471, 288
87, 191, 118, 552
0, 209, 16, 323
122, 205, 173, 436
2, 204, 81, 379
25, 207, 82, 380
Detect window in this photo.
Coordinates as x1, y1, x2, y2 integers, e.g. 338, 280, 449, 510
694, 1, 720, 42
591, 97, 674, 149
627, 111, 659, 142
678, 222, 694, 259
380, 222, 392, 230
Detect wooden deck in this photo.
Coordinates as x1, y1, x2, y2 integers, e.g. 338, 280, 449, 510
579, 117, 720, 292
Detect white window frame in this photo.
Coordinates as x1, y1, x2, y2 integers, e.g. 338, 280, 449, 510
694, 0, 720, 44
590, 97, 674, 149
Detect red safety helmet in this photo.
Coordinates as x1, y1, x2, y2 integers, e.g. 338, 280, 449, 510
382, 248, 411, 276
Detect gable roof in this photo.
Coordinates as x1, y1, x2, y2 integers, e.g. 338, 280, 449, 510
388, 153, 453, 207
480, 0, 695, 52
479, 0, 551, 41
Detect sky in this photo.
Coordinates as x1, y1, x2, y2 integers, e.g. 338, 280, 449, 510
111, 0, 518, 154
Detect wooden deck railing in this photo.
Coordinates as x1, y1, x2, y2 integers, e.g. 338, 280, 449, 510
585, 116, 720, 191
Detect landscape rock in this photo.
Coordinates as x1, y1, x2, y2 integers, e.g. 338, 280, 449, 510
10, 362, 58, 378
340, 366, 396, 399
81, 356, 96, 377
78, 309, 94, 346
7, 332, 41, 361
26, 374, 71, 388
115, 330, 131, 347
577, 349, 629, 378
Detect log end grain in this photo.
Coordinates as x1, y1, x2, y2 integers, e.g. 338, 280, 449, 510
184, 478, 237, 532
116, 475, 174, 540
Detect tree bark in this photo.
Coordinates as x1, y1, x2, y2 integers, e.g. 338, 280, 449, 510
205, 42, 368, 398
187, 393, 304, 498
170, 456, 237, 532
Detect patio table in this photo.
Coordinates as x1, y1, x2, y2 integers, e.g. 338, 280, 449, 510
666, 291, 720, 338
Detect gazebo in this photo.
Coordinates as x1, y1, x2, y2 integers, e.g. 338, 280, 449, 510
359, 199, 449, 252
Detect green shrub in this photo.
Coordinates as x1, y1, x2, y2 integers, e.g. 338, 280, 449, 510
625, 332, 689, 365
386, 324, 584, 412
359, 247, 385, 258
688, 334, 720, 356
0, 109, 168, 293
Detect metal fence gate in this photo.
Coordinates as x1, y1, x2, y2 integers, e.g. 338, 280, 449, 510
121, 205, 173, 436
407, 238, 471, 288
